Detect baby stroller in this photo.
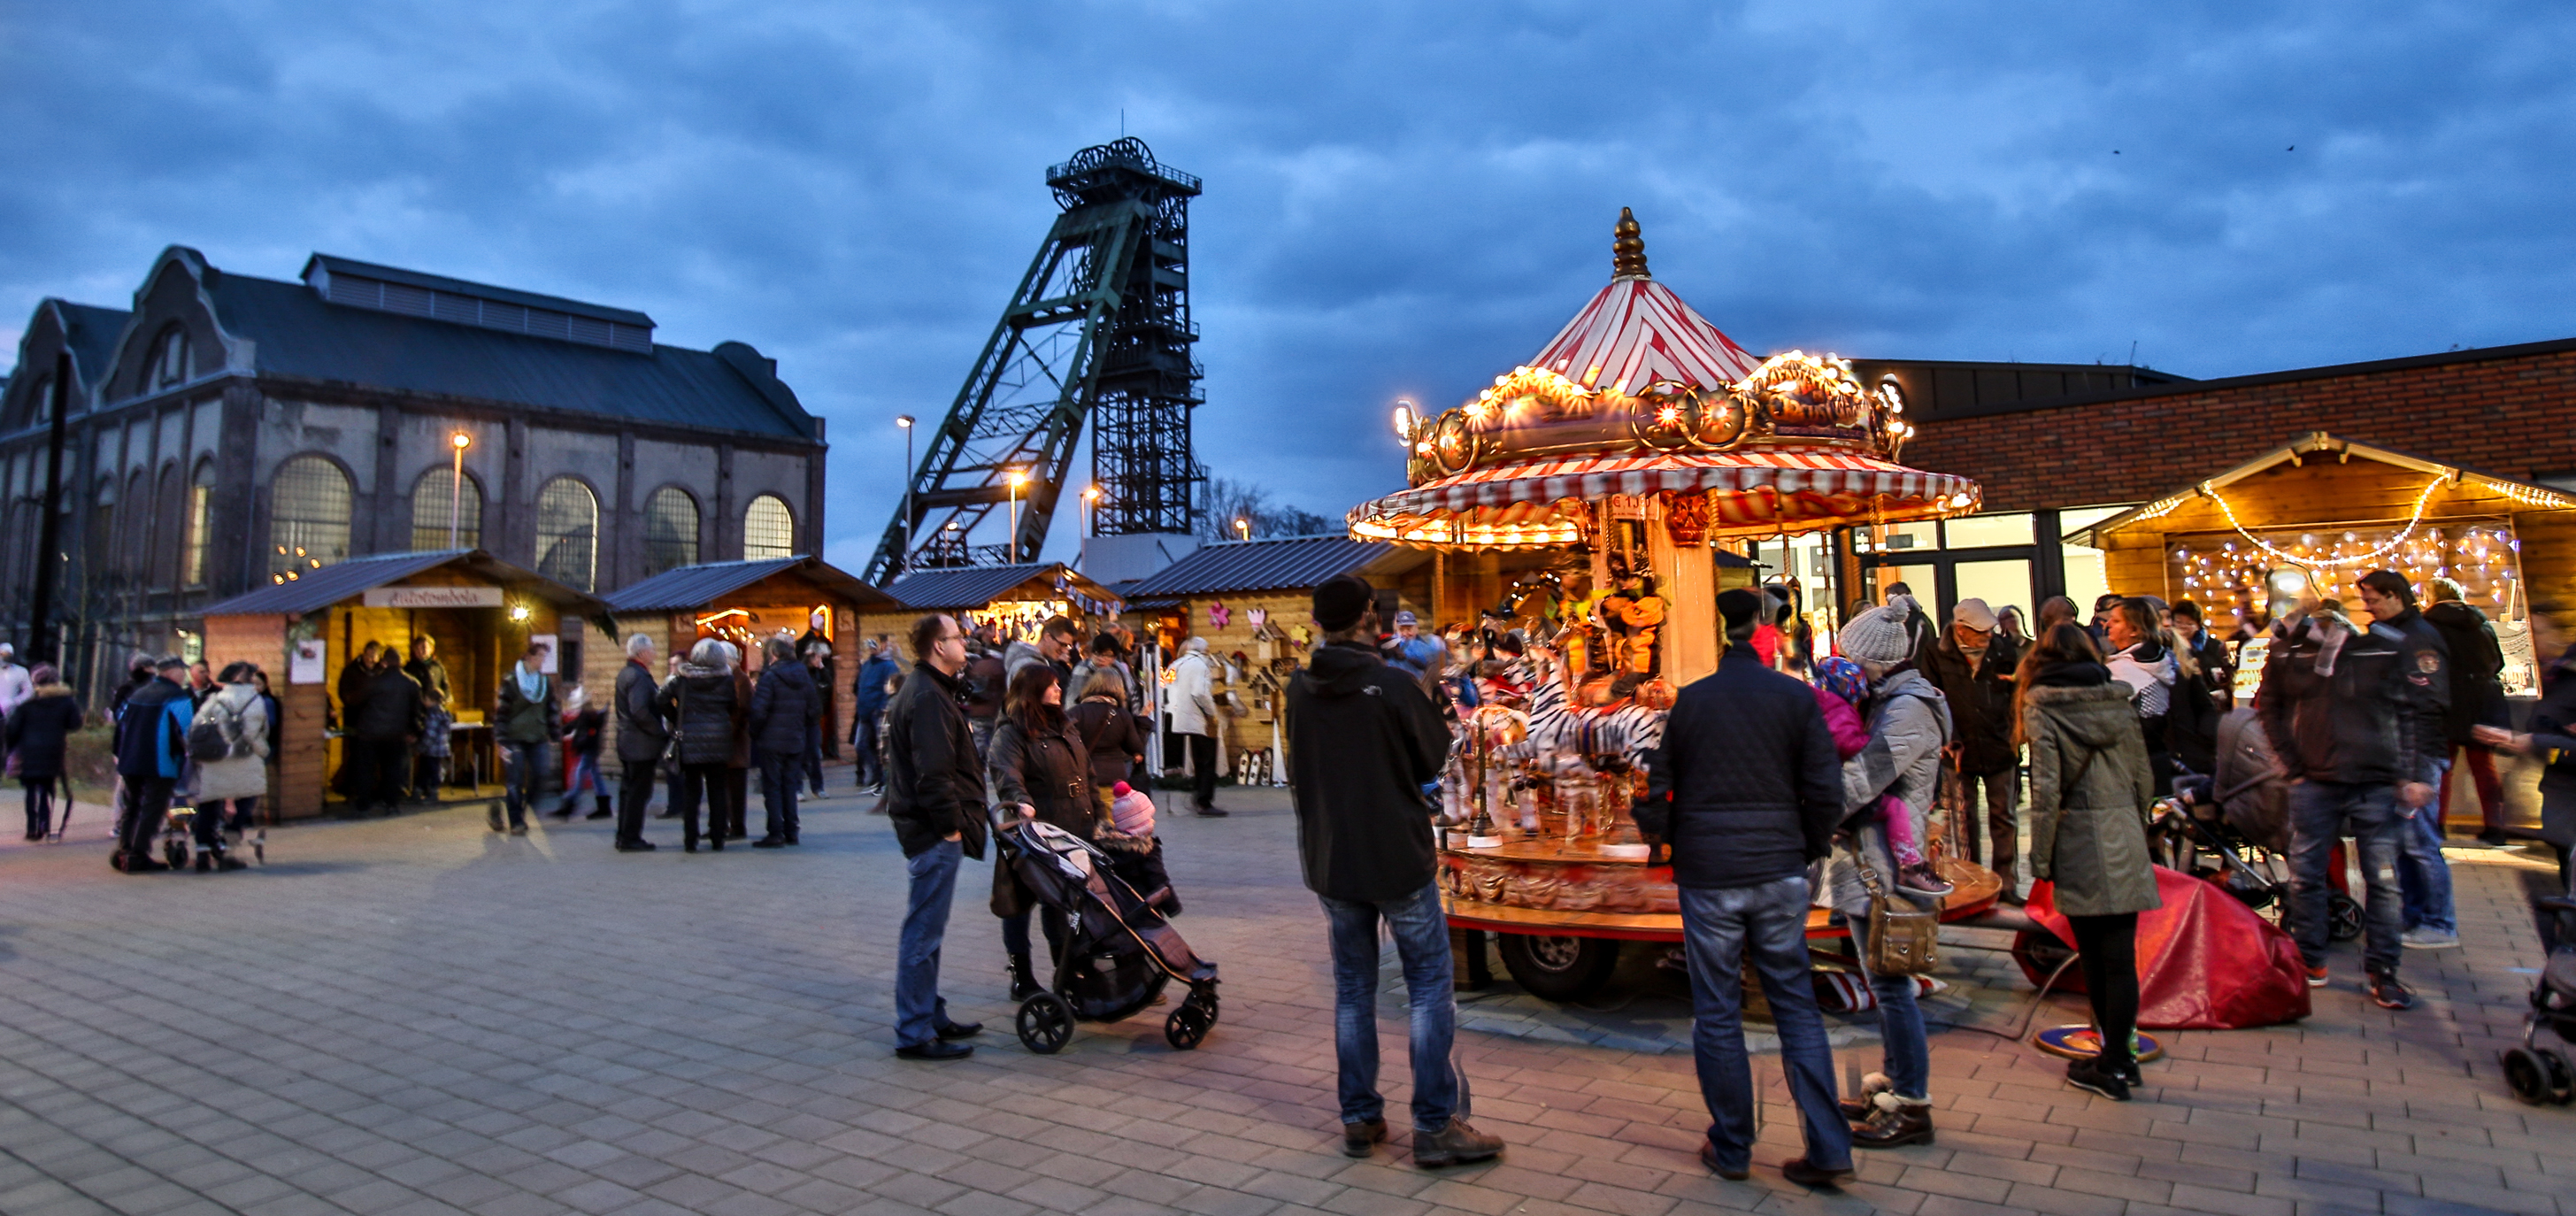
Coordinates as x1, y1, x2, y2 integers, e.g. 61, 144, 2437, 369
2503, 895, 2576, 1104
989, 809, 1219, 1054
2152, 711, 2360, 940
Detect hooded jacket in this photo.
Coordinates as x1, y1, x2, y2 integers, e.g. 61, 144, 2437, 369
661, 663, 742, 766
1818, 666, 1949, 915
748, 658, 821, 755
1927, 632, 2023, 774
496, 665, 559, 745
114, 675, 192, 780
852, 652, 900, 717
191, 682, 274, 803
1641, 649, 1844, 889
1283, 640, 1451, 903
885, 661, 988, 858
2420, 599, 2507, 743
2022, 672, 2162, 918
2256, 607, 2449, 787
349, 665, 424, 743
1065, 693, 1145, 789
1168, 650, 1219, 736
4, 683, 82, 779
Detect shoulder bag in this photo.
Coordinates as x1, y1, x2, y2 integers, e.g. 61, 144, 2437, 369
1853, 848, 1942, 976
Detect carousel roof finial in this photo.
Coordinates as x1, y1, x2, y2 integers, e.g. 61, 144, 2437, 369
1612, 207, 1650, 280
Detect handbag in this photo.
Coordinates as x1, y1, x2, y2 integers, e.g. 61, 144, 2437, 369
1853, 848, 1942, 976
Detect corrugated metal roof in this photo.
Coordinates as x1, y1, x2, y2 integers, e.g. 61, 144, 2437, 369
1119, 535, 1387, 598
206, 273, 816, 442
603, 557, 896, 612
201, 550, 603, 618
304, 255, 654, 328
882, 565, 1063, 610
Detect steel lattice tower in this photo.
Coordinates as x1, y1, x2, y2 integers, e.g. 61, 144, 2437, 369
865, 138, 1202, 581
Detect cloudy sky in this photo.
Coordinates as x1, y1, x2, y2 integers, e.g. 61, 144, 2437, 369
6, 0, 2572, 570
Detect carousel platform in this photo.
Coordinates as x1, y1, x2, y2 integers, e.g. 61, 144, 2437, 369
1441, 850, 2003, 943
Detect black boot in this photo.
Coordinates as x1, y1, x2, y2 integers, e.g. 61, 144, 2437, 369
587, 795, 612, 820
1009, 953, 1042, 1001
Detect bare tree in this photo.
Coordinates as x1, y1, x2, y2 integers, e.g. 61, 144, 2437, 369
1195, 476, 1335, 541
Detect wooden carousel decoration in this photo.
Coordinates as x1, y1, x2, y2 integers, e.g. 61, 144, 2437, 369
1348, 210, 2000, 999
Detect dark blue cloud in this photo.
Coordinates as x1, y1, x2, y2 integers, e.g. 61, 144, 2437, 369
6, 1, 2571, 570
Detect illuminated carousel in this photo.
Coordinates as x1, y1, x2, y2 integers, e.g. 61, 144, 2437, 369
1349, 210, 2002, 1000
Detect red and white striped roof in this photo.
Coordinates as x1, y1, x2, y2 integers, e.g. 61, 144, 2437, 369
1529, 277, 1763, 396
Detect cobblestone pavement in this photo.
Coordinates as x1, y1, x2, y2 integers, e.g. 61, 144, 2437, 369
3, 775, 2572, 1216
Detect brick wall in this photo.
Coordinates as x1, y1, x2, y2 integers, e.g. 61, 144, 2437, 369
1909, 343, 2576, 512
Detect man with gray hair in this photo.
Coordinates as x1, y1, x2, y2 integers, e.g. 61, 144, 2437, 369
611, 633, 666, 851
1168, 635, 1226, 816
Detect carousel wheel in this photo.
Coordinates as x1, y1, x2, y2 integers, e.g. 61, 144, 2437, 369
1016, 994, 1075, 1056
1497, 934, 1619, 1003
2327, 893, 2364, 942
1165, 1002, 1211, 1051
2537, 1048, 2575, 1104
2502, 1048, 2553, 1104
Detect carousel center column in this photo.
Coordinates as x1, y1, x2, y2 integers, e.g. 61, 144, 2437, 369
1649, 492, 1718, 687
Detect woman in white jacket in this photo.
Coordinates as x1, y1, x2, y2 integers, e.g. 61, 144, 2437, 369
1166, 637, 1226, 816
190, 661, 273, 871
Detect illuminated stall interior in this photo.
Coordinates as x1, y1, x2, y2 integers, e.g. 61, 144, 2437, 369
864, 562, 1124, 658
600, 556, 895, 760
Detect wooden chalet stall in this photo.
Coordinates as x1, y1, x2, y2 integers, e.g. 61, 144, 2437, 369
865, 563, 1124, 651
598, 557, 896, 761
196, 550, 604, 820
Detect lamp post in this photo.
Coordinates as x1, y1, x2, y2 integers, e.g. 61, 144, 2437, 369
1234, 517, 1250, 541
1007, 469, 1028, 560
448, 431, 472, 549
895, 416, 916, 569
1082, 484, 1102, 537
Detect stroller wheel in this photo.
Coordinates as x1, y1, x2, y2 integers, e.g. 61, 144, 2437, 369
165, 839, 189, 872
2503, 1048, 2554, 1104
2327, 893, 2364, 942
1165, 1002, 1211, 1051
2537, 1048, 2576, 1104
1016, 993, 1075, 1055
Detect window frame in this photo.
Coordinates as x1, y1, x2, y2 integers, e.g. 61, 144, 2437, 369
534, 475, 601, 592
642, 485, 701, 576
742, 493, 796, 561
269, 453, 356, 577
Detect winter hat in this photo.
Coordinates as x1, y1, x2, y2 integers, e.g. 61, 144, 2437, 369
1841, 604, 1916, 666
1813, 656, 1869, 708
1715, 588, 1765, 631
1951, 597, 1998, 633
1313, 573, 1374, 632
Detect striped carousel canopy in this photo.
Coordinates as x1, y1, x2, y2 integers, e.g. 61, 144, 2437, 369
1530, 275, 1762, 398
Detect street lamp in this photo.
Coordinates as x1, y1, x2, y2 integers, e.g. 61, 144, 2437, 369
1082, 484, 1102, 537
1234, 517, 1250, 541
448, 431, 472, 549
1007, 468, 1028, 561
895, 416, 916, 565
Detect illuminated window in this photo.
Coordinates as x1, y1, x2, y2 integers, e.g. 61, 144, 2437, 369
270, 456, 352, 575
644, 487, 699, 575
535, 477, 598, 591
411, 467, 484, 550
182, 460, 214, 586
743, 494, 795, 560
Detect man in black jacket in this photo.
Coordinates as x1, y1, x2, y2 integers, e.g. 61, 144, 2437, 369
1283, 574, 1499, 1170
749, 636, 821, 848
1640, 589, 1853, 1188
2422, 578, 2510, 844
883, 613, 986, 1060
2257, 569, 2449, 1009
1926, 598, 2024, 897
349, 650, 423, 816
611, 634, 666, 852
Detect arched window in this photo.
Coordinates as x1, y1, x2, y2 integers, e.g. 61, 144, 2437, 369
742, 494, 796, 560
154, 463, 181, 587
182, 459, 215, 586
270, 456, 352, 576
410, 467, 484, 550
87, 481, 115, 585
534, 476, 598, 591
145, 327, 192, 392
124, 470, 149, 578
643, 487, 699, 575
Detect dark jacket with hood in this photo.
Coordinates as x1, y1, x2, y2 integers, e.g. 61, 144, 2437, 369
1065, 694, 1145, 790
114, 675, 192, 780
748, 658, 821, 755
1282, 639, 1451, 903
988, 710, 1097, 918
885, 661, 987, 858
5, 683, 83, 779
2022, 664, 2161, 918
350, 666, 424, 742
2256, 606, 2449, 788
2421, 599, 2507, 743
853, 653, 900, 717
1927, 632, 2023, 775
614, 658, 669, 765
496, 666, 560, 745
662, 662, 742, 766
1642, 648, 1842, 890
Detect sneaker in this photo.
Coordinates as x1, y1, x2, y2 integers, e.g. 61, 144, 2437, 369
2065, 1058, 2132, 1102
2369, 974, 2415, 1010
1411, 1119, 1503, 1167
1342, 1118, 1388, 1158
2401, 927, 2459, 950
1895, 862, 1955, 900
2304, 965, 2330, 989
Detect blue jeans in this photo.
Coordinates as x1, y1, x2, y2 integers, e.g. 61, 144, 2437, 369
2398, 763, 2457, 935
559, 753, 605, 811
758, 749, 802, 840
896, 838, 963, 1047
1319, 881, 1465, 1133
1845, 912, 1930, 1101
2288, 781, 2407, 976
804, 723, 826, 796
854, 714, 885, 788
1679, 877, 1853, 1174
500, 742, 547, 827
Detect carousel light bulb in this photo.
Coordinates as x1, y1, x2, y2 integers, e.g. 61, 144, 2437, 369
1391, 402, 1416, 438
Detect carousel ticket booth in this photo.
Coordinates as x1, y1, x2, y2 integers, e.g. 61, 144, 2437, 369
2071, 431, 2576, 831
196, 550, 604, 820
1346, 210, 1999, 1000
600, 556, 896, 761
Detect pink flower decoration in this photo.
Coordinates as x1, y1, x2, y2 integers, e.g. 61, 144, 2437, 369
1209, 601, 1231, 628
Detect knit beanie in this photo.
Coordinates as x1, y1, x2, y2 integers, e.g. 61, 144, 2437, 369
1813, 656, 1869, 708
1841, 603, 1916, 666
1313, 573, 1374, 632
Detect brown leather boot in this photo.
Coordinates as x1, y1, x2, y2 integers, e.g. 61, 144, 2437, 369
1849, 1093, 1934, 1149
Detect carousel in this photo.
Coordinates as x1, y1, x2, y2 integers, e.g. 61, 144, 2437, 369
1349, 210, 2003, 1000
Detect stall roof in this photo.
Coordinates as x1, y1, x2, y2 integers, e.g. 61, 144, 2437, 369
1119, 535, 1388, 599
880, 563, 1120, 612
2070, 431, 2576, 548
200, 550, 606, 618
602, 556, 895, 613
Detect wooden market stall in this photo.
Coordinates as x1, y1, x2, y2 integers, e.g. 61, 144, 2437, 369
598, 556, 897, 762
196, 550, 604, 820
866, 562, 1124, 649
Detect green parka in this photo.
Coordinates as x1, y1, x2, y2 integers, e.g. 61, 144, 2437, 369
2023, 678, 2163, 918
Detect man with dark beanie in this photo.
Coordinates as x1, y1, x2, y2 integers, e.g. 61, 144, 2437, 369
1638, 588, 1854, 1187
1284, 573, 1500, 1169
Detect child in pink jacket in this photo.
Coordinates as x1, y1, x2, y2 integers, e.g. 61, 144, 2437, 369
1813, 658, 1952, 899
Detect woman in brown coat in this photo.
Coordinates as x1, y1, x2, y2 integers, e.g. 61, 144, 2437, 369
1065, 667, 1145, 821
988, 664, 1101, 999
2018, 622, 2162, 1104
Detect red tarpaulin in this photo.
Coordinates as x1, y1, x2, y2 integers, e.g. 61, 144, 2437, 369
2024, 866, 2312, 1030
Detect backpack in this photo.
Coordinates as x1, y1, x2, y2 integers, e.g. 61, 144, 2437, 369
187, 696, 242, 763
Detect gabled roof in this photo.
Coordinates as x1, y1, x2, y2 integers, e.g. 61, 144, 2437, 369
1529, 276, 1765, 396
603, 557, 895, 613
2071, 431, 2576, 548
881, 563, 1120, 612
1119, 535, 1387, 599
54, 301, 134, 390
201, 550, 604, 618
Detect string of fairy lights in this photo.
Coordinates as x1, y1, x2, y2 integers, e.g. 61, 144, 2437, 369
2170, 522, 2521, 610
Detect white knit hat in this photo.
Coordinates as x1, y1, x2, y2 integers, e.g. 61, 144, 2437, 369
1841, 603, 1917, 666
